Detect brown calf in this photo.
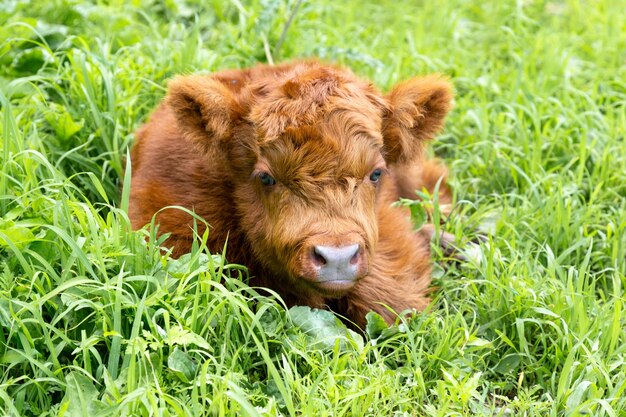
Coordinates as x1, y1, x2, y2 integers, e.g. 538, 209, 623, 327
129, 60, 453, 327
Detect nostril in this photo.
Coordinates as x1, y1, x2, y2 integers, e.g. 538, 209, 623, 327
312, 247, 327, 266
350, 248, 361, 265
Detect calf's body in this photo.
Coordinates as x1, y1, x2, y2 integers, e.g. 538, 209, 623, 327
129, 60, 452, 327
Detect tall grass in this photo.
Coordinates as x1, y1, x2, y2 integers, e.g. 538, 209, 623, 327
1, 0, 625, 415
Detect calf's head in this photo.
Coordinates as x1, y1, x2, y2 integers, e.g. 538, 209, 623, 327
167, 63, 452, 296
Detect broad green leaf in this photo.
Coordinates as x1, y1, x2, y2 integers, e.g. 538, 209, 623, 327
288, 306, 362, 351
365, 311, 400, 344
365, 311, 387, 339
0, 222, 35, 248
409, 202, 427, 230
166, 325, 211, 350
166, 253, 209, 277
58, 371, 105, 417
168, 347, 197, 383
493, 353, 522, 374
44, 102, 84, 141
393, 198, 427, 230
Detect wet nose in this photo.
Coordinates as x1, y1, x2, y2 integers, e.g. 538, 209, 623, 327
312, 244, 361, 282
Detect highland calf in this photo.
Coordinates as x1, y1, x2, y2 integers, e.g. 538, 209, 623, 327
129, 60, 453, 327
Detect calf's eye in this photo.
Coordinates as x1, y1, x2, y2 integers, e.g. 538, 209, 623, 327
369, 169, 383, 183
258, 172, 276, 186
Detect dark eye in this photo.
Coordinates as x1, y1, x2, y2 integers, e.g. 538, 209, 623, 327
258, 172, 276, 186
369, 169, 383, 183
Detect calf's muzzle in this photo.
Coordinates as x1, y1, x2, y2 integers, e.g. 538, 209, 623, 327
299, 234, 369, 294
312, 244, 361, 281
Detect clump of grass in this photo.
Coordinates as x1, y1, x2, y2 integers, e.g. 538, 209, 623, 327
1, 0, 625, 415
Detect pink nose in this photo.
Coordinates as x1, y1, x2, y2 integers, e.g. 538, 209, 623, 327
311, 244, 362, 282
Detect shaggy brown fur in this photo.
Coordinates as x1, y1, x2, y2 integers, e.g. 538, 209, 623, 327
129, 60, 453, 328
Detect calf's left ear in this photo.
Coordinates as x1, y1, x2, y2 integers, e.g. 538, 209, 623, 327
382, 75, 453, 164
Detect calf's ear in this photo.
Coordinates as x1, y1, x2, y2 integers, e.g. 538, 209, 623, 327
166, 75, 242, 152
382, 75, 453, 164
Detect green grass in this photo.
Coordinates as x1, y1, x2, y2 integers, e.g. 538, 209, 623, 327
1, 0, 625, 415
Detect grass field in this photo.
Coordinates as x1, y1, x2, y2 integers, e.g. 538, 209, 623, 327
1, 0, 625, 415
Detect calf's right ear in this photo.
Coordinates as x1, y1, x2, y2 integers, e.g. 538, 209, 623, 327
166, 76, 242, 152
